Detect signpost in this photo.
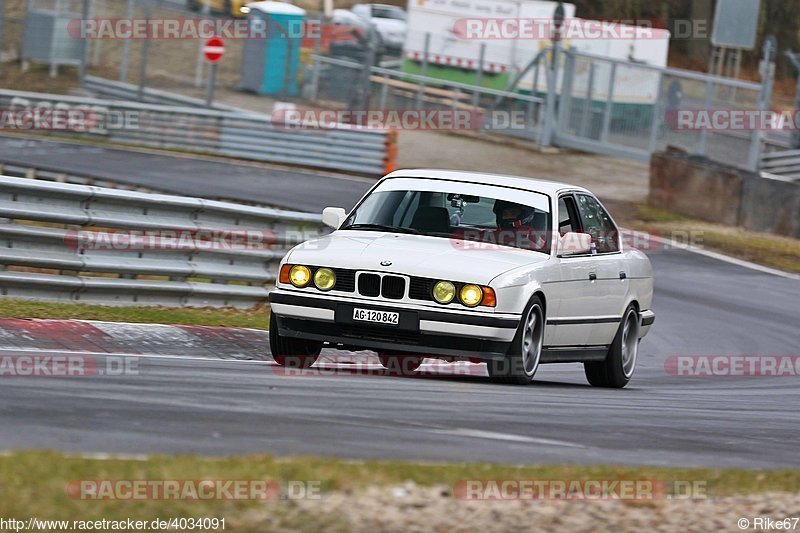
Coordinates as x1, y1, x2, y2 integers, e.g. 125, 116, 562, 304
709, 0, 762, 78
541, 1, 565, 147
203, 36, 225, 107
0, 0, 6, 59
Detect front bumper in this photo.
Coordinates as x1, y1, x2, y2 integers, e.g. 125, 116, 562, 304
639, 309, 655, 338
269, 290, 520, 360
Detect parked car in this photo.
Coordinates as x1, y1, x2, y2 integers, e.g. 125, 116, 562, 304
269, 169, 655, 387
331, 4, 407, 54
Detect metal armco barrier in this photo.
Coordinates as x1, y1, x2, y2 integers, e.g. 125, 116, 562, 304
0, 88, 396, 175
0, 175, 326, 307
761, 149, 800, 181
82, 75, 244, 111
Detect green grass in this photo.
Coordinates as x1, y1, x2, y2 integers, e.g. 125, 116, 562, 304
0, 298, 268, 329
0, 452, 798, 531
607, 201, 800, 274
631, 204, 690, 224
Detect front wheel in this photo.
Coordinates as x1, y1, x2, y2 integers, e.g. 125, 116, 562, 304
268, 311, 321, 368
487, 296, 544, 385
584, 305, 639, 388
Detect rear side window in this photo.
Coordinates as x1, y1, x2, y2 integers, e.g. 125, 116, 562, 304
575, 194, 619, 253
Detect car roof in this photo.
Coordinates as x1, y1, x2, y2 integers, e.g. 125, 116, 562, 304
383, 169, 590, 197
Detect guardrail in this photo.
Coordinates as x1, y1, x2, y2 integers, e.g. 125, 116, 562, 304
0, 162, 164, 195
0, 89, 396, 175
82, 75, 246, 112
0, 175, 326, 308
761, 149, 800, 181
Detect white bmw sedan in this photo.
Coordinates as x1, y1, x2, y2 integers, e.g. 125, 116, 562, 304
269, 169, 655, 387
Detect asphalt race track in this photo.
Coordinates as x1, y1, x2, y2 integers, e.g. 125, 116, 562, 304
0, 136, 373, 212
0, 246, 798, 469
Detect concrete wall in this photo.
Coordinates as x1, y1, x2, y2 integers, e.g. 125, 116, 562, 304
649, 149, 800, 239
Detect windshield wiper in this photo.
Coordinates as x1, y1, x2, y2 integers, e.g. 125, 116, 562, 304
340, 223, 420, 234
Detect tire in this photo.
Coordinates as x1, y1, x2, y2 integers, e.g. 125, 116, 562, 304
584, 305, 639, 388
268, 311, 322, 369
487, 296, 544, 385
378, 353, 424, 375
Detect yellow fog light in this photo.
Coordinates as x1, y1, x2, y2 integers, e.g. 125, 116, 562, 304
459, 284, 483, 307
432, 280, 456, 304
289, 265, 311, 287
314, 268, 336, 291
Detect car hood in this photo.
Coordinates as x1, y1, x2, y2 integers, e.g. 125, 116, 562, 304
286, 231, 548, 285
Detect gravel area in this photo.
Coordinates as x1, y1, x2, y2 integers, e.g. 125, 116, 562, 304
397, 131, 650, 203
275, 483, 799, 533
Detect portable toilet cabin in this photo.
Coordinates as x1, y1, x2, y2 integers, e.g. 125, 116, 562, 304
239, 1, 306, 96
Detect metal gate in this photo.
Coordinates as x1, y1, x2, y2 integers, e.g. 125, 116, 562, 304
553, 48, 767, 171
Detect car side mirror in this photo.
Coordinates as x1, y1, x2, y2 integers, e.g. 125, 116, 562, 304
557, 232, 593, 257
322, 207, 347, 229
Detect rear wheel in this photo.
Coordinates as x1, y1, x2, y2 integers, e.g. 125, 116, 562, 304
268, 311, 321, 368
487, 296, 544, 385
378, 353, 424, 375
584, 305, 639, 388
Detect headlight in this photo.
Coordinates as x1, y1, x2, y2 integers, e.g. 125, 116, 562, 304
432, 280, 455, 304
459, 284, 483, 307
314, 268, 336, 291
289, 265, 311, 287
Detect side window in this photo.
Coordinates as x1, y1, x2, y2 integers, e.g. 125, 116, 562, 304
557, 195, 581, 237
575, 194, 619, 253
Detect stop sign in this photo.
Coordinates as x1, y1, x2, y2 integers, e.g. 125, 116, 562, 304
203, 37, 225, 64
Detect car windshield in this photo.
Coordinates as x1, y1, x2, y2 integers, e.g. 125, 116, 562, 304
341, 177, 552, 253
371, 6, 406, 20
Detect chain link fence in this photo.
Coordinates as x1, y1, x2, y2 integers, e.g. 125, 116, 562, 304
309, 54, 547, 142
554, 49, 767, 170
0, 3, 778, 172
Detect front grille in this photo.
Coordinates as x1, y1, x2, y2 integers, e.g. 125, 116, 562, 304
358, 273, 381, 297
409, 277, 435, 302
331, 268, 355, 292
381, 275, 406, 299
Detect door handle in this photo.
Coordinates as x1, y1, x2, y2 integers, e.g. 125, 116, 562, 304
619, 271, 627, 279
588, 272, 597, 281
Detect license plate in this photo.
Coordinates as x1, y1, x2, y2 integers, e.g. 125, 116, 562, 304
352, 308, 399, 325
